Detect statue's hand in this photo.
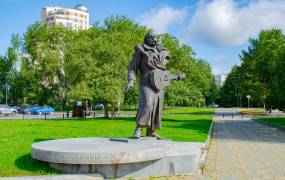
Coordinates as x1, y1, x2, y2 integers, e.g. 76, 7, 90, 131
124, 80, 134, 92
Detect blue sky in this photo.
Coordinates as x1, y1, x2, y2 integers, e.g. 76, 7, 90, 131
1, 0, 285, 74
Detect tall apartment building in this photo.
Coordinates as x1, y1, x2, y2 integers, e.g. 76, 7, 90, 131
214, 74, 228, 86
41, 4, 89, 30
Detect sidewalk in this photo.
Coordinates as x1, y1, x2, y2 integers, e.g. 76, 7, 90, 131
196, 115, 285, 180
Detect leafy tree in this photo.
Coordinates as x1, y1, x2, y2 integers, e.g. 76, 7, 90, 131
4, 16, 217, 116
23, 22, 73, 106
224, 29, 285, 109
220, 66, 241, 107
160, 34, 213, 106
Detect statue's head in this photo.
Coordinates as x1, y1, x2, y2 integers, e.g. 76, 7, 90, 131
144, 32, 157, 47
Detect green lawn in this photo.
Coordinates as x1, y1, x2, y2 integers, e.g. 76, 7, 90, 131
255, 117, 285, 128
164, 107, 214, 115
0, 112, 212, 177
120, 107, 214, 115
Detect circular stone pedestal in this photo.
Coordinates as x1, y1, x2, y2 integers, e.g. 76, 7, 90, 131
31, 137, 203, 178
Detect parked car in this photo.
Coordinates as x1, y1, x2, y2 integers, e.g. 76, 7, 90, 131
207, 104, 219, 108
10, 105, 22, 113
0, 104, 17, 115
95, 103, 104, 110
23, 106, 42, 114
33, 106, 55, 115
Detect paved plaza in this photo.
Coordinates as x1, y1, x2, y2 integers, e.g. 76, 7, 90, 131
194, 112, 285, 180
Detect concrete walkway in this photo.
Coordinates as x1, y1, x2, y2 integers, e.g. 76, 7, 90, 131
195, 114, 285, 180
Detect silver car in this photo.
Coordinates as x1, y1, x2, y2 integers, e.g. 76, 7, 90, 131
0, 104, 17, 115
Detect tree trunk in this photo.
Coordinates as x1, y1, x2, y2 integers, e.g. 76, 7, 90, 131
104, 101, 109, 118
111, 102, 115, 119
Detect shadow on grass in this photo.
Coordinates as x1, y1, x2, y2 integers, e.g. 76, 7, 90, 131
14, 154, 62, 174
14, 138, 60, 174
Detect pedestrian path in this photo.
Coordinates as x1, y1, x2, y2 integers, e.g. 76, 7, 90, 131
194, 115, 285, 180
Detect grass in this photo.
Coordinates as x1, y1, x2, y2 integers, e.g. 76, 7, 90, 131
164, 107, 214, 115
119, 107, 214, 115
255, 117, 285, 128
0, 108, 213, 177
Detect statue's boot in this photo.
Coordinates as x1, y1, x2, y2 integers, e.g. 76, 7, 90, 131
133, 126, 142, 139
146, 128, 161, 139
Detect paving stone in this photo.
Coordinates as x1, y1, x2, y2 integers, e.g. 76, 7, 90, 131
193, 111, 285, 179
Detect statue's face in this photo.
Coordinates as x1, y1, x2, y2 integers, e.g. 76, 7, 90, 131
145, 33, 157, 47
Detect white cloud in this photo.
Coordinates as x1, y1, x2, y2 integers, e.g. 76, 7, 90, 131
210, 55, 231, 74
186, 0, 285, 46
138, 6, 187, 34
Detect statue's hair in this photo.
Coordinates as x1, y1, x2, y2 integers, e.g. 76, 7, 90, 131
144, 32, 156, 43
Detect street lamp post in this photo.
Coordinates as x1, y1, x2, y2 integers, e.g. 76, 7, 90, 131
5, 76, 8, 105
246, 95, 251, 108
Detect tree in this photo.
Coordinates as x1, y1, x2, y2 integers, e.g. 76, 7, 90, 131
220, 66, 241, 107
91, 16, 148, 118
4, 16, 217, 115
23, 22, 74, 106
160, 34, 214, 106
224, 29, 285, 109
0, 34, 21, 104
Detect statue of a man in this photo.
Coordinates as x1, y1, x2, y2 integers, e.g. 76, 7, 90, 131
125, 33, 170, 139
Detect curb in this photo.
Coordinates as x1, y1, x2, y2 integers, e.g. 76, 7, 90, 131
0, 174, 104, 180
253, 119, 285, 131
204, 118, 214, 148
197, 116, 214, 174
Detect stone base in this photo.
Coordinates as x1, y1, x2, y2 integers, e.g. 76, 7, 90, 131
31, 137, 203, 179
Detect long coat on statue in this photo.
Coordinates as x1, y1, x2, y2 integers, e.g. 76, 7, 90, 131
128, 44, 170, 130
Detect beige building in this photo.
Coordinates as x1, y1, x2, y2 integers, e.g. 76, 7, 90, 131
41, 4, 90, 30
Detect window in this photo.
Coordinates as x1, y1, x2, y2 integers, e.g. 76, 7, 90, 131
66, 22, 73, 28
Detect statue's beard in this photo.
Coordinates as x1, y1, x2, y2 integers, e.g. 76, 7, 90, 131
146, 40, 156, 47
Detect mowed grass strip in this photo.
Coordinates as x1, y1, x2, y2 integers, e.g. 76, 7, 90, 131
255, 117, 285, 128
0, 113, 212, 176
164, 107, 214, 115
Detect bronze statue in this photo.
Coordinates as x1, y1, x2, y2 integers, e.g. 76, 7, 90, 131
125, 33, 184, 139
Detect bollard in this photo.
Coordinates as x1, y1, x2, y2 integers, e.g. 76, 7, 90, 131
223, 113, 224, 119
94, 111, 96, 118
63, 113, 65, 119
242, 114, 243, 119
232, 113, 233, 119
